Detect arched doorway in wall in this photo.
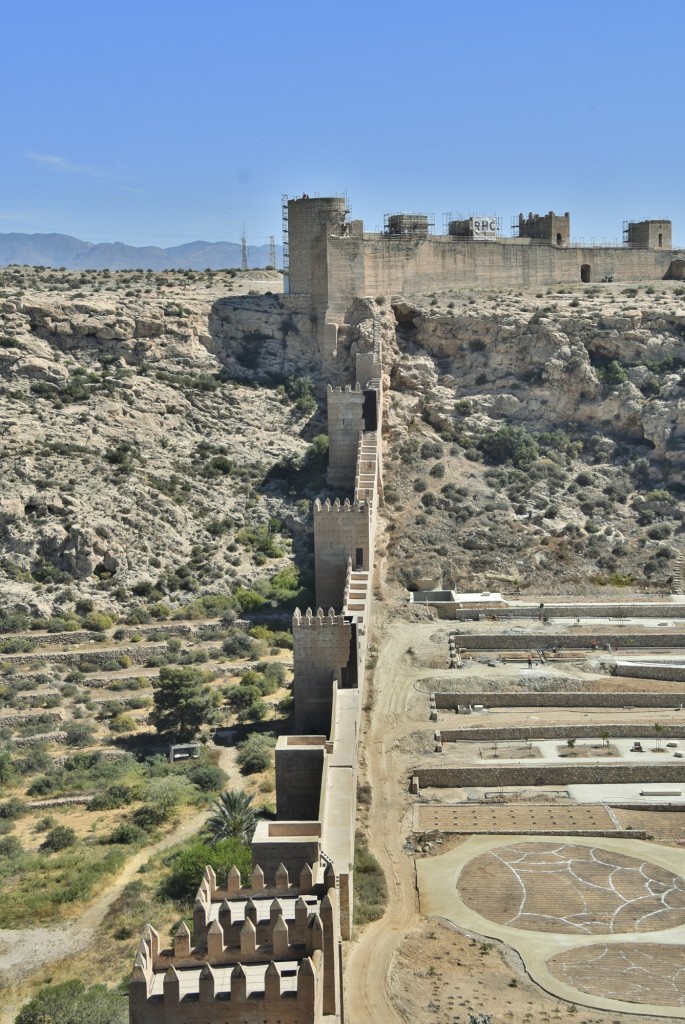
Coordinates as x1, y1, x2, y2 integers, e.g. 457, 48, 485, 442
556, 233, 562, 245
580, 264, 592, 283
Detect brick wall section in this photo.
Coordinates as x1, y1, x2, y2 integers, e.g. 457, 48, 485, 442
439, 724, 685, 741
434, 691, 685, 709
452, 633, 685, 651
415, 763, 685, 787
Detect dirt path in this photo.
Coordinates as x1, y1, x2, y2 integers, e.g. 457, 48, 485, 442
345, 614, 421, 1024
0, 743, 239, 1022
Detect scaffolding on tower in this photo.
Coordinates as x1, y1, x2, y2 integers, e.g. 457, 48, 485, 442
281, 194, 289, 272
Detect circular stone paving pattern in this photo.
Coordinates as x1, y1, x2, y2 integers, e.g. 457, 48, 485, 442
547, 943, 685, 1006
458, 842, 685, 934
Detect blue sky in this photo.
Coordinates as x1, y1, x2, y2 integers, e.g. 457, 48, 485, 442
2, 0, 684, 247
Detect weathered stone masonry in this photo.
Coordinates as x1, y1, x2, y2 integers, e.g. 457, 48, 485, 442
129, 230, 387, 1022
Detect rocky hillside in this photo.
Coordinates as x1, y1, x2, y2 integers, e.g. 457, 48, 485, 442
0, 266, 324, 626
2, 267, 685, 625
382, 282, 685, 596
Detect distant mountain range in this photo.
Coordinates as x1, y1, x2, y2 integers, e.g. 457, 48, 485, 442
0, 233, 282, 271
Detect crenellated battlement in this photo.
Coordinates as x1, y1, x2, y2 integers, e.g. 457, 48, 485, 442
129, 950, 323, 1024
292, 607, 346, 628
313, 496, 370, 515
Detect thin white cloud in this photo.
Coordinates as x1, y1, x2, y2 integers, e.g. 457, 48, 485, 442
25, 152, 147, 194
26, 152, 104, 177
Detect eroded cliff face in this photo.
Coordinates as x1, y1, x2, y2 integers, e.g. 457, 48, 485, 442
379, 285, 685, 596
2, 267, 685, 616
390, 296, 685, 466
0, 269, 317, 620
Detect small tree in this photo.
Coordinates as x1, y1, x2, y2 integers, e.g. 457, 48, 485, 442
16, 979, 126, 1024
654, 722, 664, 752
152, 666, 215, 741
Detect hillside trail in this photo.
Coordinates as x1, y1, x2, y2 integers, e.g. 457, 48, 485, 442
0, 743, 239, 1022
345, 578, 422, 1024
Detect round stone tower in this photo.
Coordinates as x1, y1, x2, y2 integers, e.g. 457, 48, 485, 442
287, 196, 347, 296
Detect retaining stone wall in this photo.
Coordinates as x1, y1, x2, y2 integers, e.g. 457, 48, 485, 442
451, 633, 685, 651
439, 724, 685, 741
434, 691, 685, 709
415, 763, 685, 788
0, 710, 62, 729
0, 621, 226, 651
13, 731, 66, 747
613, 663, 685, 682
494, 603, 685, 620
1, 644, 164, 668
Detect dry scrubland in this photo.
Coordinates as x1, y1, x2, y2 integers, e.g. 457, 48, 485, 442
2, 269, 685, 1019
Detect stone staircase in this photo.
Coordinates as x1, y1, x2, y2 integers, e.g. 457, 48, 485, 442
672, 555, 683, 595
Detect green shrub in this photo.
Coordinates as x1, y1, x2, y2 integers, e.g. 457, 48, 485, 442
0, 797, 26, 819
15, 980, 127, 1024
40, 825, 77, 852
64, 722, 96, 747
162, 837, 251, 902
237, 733, 276, 774
185, 763, 226, 792
88, 785, 134, 811
222, 629, 260, 659
479, 425, 539, 468
353, 835, 388, 925
0, 835, 23, 857
83, 612, 115, 632
108, 823, 145, 845
248, 625, 293, 650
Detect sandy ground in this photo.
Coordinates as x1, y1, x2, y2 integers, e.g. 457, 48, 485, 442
345, 588, 685, 1024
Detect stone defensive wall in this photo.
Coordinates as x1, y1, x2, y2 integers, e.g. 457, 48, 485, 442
415, 763, 685, 788
129, 299, 387, 1023
322, 235, 683, 321
433, 691, 685, 709
612, 661, 685, 682
437, 724, 685, 742
452, 632, 685, 651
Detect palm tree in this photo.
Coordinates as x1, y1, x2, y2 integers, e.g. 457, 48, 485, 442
203, 789, 259, 844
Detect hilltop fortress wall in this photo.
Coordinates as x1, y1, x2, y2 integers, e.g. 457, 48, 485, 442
286, 196, 685, 330
130, 262, 386, 1021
